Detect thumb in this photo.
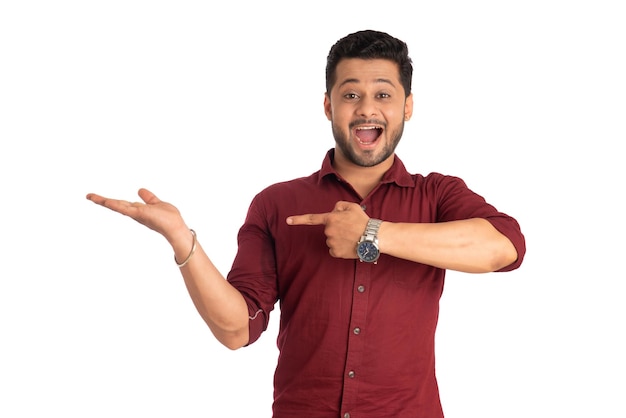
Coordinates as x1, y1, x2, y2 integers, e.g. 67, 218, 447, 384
334, 200, 359, 212
138, 188, 161, 205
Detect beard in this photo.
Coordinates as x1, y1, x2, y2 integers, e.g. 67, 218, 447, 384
332, 119, 405, 167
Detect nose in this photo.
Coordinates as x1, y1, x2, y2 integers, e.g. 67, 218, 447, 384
356, 95, 378, 118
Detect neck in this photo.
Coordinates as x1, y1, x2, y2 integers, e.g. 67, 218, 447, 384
333, 151, 394, 198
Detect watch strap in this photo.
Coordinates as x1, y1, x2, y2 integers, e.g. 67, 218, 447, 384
362, 218, 382, 242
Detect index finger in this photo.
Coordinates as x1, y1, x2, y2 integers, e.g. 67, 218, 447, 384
286, 213, 330, 226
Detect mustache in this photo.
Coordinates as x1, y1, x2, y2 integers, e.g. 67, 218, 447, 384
349, 119, 387, 129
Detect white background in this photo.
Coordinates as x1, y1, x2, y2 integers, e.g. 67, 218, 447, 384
1, 1, 624, 417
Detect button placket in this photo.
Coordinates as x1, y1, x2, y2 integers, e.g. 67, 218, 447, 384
339, 263, 373, 415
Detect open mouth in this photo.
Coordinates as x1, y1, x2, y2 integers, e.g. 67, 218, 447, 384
355, 126, 383, 145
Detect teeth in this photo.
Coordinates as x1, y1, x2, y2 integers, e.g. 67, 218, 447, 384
356, 126, 379, 130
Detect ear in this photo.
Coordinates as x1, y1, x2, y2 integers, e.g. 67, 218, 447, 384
324, 93, 332, 121
404, 93, 414, 121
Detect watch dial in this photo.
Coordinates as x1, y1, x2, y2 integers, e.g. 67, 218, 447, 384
358, 241, 379, 262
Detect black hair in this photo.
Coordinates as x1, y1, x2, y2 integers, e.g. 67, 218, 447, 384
325, 30, 413, 97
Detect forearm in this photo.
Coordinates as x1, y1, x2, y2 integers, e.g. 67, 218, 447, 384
171, 230, 250, 350
85, 190, 250, 348
378, 218, 518, 273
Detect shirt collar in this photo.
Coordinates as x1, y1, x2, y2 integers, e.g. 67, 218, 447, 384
319, 148, 415, 188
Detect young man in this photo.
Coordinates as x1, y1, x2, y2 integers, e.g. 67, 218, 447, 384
87, 30, 525, 418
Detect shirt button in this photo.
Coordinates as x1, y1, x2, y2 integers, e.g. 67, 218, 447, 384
348, 370, 355, 378
353, 327, 361, 335
357, 285, 365, 293
344, 413, 351, 418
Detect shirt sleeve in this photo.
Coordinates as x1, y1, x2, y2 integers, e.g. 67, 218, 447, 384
226, 193, 279, 346
434, 174, 526, 272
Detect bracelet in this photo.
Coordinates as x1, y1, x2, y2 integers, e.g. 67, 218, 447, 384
175, 229, 197, 268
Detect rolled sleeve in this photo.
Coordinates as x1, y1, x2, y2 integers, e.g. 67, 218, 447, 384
227, 195, 279, 346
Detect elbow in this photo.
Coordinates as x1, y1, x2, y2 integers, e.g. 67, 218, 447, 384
222, 336, 248, 351
487, 240, 519, 272
223, 342, 245, 351
203, 302, 251, 350
448, 241, 519, 273
213, 327, 249, 351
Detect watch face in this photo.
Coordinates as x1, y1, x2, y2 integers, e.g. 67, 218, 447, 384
357, 241, 379, 263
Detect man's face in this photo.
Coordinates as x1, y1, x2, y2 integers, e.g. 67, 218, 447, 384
324, 58, 413, 168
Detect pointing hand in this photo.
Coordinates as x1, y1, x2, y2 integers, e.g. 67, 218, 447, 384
286, 201, 369, 259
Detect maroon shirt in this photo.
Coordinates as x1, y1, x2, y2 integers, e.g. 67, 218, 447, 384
227, 149, 525, 418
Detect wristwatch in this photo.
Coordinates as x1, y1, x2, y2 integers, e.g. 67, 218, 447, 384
356, 218, 382, 263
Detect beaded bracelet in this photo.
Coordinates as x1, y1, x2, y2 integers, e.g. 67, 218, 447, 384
175, 229, 197, 268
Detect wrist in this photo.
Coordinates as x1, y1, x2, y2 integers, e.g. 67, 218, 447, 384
171, 228, 197, 267
166, 223, 192, 246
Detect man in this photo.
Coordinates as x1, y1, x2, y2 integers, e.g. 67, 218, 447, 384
87, 30, 525, 417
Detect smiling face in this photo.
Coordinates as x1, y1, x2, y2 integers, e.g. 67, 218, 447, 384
324, 58, 413, 169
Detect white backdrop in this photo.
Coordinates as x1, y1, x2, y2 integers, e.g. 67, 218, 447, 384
1, 1, 624, 417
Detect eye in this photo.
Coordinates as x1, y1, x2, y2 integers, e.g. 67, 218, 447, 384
377, 92, 391, 99
343, 92, 359, 100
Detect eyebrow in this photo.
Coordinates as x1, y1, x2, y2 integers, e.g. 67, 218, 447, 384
338, 78, 397, 89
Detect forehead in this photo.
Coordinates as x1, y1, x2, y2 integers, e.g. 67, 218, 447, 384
333, 58, 401, 91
